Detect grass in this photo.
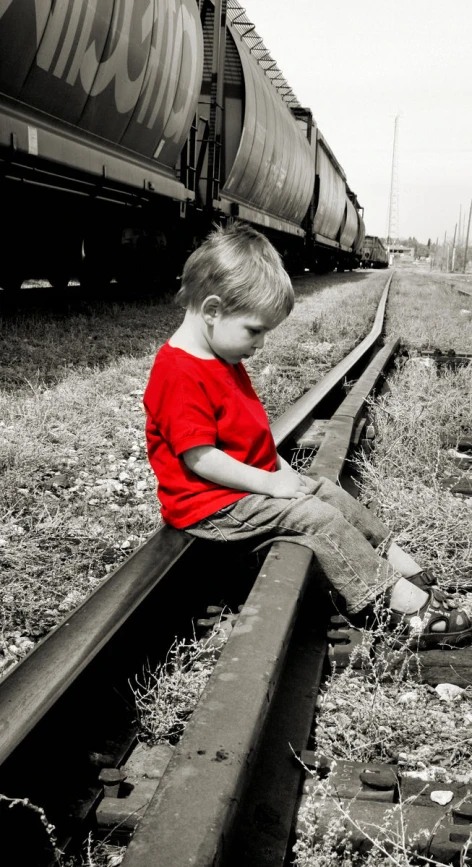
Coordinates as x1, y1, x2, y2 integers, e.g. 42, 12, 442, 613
0, 294, 182, 393
3, 265, 471, 864
133, 626, 228, 745
355, 359, 472, 588
385, 267, 472, 353
295, 623, 472, 867
294, 270, 472, 866
0, 361, 160, 666
0, 270, 385, 666
247, 270, 386, 420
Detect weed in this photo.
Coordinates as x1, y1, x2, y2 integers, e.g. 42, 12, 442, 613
386, 272, 472, 353
133, 625, 229, 744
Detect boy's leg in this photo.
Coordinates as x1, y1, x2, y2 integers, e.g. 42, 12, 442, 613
386, 542, 423, 577
186, 493, 398, 614
305, 476, 425, 577
186, 493, 470, 634
302, 475, 388, 548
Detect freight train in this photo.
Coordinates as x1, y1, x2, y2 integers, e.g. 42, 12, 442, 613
0, 0, 366, 292
361, 236, 389, 269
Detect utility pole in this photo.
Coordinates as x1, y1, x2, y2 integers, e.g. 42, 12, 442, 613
451, 224, 457, 272
386, 115, 400, 254
463, 199, 472, 273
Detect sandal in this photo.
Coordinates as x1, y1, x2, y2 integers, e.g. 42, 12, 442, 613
407, 570, 450, 603
407, 569, 437, 589
388, 587, 472, 650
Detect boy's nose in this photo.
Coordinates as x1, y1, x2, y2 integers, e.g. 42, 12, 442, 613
253, 333, 265, 349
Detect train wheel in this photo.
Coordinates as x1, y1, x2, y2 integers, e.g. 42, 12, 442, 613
80, 260, 112, 296
0, 271, 23, 294
48, 272, 71, 292
80, 233, 115, 295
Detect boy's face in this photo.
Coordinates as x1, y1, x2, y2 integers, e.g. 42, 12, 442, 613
208, 309, 283, 365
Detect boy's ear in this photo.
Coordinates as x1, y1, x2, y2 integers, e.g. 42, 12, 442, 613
201, 295, 222, 323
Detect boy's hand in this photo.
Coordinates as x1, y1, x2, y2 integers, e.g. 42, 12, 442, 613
183, 445, 312, 499
267, 467, 310, 499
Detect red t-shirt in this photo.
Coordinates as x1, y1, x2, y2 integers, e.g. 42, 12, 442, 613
143, 343, 277, 528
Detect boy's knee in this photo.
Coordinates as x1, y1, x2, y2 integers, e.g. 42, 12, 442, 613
290, 494, 341, 530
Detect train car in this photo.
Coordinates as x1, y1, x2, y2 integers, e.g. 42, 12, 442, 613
0, 0, 365, 292
361, 236, 389, 269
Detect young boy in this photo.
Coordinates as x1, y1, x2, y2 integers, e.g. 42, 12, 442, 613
143, 223, 471, 648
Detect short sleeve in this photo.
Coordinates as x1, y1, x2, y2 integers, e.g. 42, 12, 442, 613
144, 364, 218, 457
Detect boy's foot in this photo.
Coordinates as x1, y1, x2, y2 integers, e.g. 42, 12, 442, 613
387, 578, 472, 649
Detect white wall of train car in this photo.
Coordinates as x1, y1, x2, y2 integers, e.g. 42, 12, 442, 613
215, 18, 315, 245
0, 0, 203, 288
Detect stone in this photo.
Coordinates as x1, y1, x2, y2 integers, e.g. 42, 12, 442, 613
430, 790, 454, 806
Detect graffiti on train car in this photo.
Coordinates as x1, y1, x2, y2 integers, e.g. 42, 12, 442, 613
0, 0, 201, 140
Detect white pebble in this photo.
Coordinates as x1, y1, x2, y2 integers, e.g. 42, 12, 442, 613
430, 790, 454, 806
435, 683, 464, 702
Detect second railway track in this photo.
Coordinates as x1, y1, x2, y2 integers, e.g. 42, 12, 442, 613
4, 271, 465, 867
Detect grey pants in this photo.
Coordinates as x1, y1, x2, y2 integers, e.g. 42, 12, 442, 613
185, 475, 399, 614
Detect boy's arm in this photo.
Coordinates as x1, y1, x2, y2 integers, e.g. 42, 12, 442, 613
183, 446, 309, 499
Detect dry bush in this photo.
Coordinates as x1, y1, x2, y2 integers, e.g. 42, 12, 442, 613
295, 617, 472, 867
133, 626, 228, 744
294, 781, 454, 867
356, 358, 472, 588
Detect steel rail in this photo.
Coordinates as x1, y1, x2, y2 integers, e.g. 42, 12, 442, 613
225, 338, 400, 867
311, 333, 400, 481
0, 527, 192, 764
272, 274, 392, 446
0, 273, 393, 800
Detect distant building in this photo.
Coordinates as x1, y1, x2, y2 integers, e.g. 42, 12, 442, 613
386, 244, 415, 258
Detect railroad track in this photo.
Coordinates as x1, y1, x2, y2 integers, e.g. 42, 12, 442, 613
1, 275, 400, 865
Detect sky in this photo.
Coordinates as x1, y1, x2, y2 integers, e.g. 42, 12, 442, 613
245, 0, 472, 243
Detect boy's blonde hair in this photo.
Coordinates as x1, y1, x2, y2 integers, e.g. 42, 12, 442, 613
176, 223, 294, 320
